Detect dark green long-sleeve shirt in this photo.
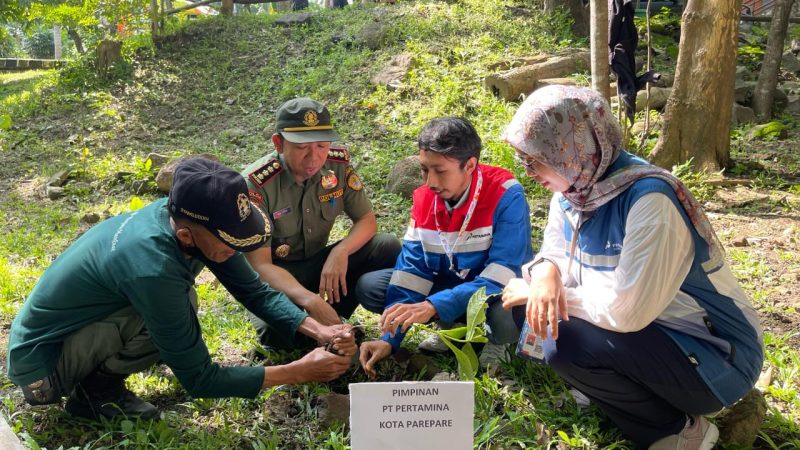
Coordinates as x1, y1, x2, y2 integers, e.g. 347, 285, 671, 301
7, 198, 307, 398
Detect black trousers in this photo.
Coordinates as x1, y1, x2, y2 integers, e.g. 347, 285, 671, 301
542, 318, 723, 448
251, 232, 401, 348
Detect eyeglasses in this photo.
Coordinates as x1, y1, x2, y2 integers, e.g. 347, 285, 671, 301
513, 153, 539, 175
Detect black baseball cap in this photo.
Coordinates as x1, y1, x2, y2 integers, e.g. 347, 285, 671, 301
276, 97, 341, 143
168, 158, 270, 253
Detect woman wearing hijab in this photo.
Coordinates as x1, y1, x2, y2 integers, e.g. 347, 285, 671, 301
500, 85, 763, 450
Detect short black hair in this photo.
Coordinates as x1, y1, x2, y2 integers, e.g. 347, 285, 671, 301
417, 117, 481, 167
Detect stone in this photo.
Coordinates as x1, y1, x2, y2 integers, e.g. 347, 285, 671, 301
773, 88, 789, 111
274, 12, 313, 26
131, 180, 150, 195
316, 393, 350, 427
431, 371, 457, 382
145, 152, 169, 170
731, 104, 756, 126
748, 122, 788, 141
46, 185, 65, 200
386, 155, 423, 198
635, 86, 671, 112
732, 236, 749, 247
782, 81, 800, 95
406, 353, 441, 380
534, 77, 577, 90
115, 171, 133, 181
786, 95, 800, 115
371, 52, 413, 88
736, 65, 754, 82
47, 169, 71, 187
81, 212, 101, 224
356, 21, 389, 50
781, 51, 800, 74
219, 128, 248, 145
155, 153, 219, 194
657, 72, 674, 87
735, 81, 756, 106
717, 388, 767, 448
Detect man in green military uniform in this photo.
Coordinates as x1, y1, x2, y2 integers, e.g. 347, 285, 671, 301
7, 158, 355, 421
243, 98, 401, 348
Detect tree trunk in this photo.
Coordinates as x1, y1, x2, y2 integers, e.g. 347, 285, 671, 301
96, 40, 122, 75
222, 0, 234, 15
649, 0, 741, 171
752, 0, 795, 119
544, 0, 590, 38
150, 0, 159, 35
67, 28, 85, 54
590, 0, 610, 100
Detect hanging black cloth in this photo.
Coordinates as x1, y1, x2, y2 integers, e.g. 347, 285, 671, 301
608, 0, 661, 122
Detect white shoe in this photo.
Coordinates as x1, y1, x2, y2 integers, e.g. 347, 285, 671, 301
478, 343, 507, 369
418, 334, 449, 353
649, 416, 719, 450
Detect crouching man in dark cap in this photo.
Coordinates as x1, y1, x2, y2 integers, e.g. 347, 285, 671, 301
6, 157, 355, 421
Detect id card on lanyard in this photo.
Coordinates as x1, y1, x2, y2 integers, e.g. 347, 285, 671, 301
433, 167, 483, 280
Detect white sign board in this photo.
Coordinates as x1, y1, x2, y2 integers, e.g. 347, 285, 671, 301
349, 381, 474, 450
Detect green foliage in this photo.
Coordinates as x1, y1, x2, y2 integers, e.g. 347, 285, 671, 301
738, 44, 765, 72
23, 28, 54, 59
646, 6, 681, 33
670, 158, 719, 202
0, 25, 25, 57
751, 121, 787, 141
423, 287, 489, 380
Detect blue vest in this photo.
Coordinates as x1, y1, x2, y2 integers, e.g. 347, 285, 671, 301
559, 152, 763, 405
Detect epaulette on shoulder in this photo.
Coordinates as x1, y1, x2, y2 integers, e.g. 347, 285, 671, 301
327, 146, 350, 163
248, 158, 283, 187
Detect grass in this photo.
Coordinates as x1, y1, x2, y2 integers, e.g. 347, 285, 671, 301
1, 0, 799, 448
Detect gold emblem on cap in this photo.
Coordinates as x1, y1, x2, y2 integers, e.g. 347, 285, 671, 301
303, 110, 319, 127
275, 244, 290, 258
237, 193, 251, 222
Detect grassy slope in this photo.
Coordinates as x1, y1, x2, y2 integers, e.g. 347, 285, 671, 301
1, 1, 798, 448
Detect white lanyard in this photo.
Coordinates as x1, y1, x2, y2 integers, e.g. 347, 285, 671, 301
433, 167, 483, 279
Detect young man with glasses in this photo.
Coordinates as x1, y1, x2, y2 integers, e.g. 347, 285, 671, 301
357, 117, 534, 377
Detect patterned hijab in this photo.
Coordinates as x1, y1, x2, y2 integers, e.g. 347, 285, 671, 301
502, 85, 724, 272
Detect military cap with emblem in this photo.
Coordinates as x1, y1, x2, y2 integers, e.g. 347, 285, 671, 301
276, 97, 341, 143
169, 158, 270, 253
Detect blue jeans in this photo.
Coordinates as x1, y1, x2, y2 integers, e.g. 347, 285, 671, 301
543, 318, 723, 447
355, 268, 522, 345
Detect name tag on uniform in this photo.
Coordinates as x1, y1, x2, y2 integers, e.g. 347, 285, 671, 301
273, 207, 292, 220
318, 188, 344, 203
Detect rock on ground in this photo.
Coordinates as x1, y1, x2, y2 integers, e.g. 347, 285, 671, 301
717, 388, 767, 448
371, 52, 413, 89
317, 393, 350, 427
274, 12, 314, 26
386, 155, 422, 198
156, 153, 219, 194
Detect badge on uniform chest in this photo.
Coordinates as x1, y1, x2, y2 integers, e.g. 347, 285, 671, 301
275, 244, 290, 259
273, 207, 292, 220
321, 171, 338, 189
